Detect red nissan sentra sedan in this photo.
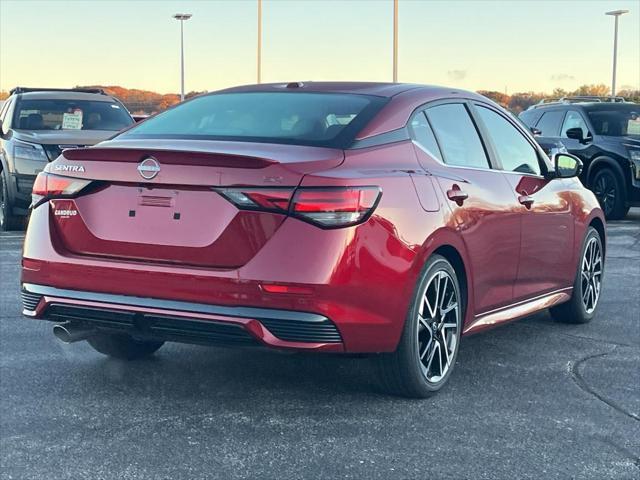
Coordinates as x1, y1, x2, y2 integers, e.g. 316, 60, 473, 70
21, 82, 605, 397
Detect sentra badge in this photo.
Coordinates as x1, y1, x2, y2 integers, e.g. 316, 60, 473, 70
54, 164, 85, 173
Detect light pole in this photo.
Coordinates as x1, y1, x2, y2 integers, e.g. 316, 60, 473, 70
257, 0, 262, 83
393, 0, 398, 82
173, 13, 192, 101
605, 9, 628, 99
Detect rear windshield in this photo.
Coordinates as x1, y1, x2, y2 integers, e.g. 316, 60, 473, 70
120, 92, 388, 148
585, 104, 640, 137
14, 99, 133, 131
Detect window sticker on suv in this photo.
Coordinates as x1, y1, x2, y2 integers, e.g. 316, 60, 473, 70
62, 109, 83, 130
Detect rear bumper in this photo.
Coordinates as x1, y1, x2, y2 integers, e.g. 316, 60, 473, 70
22, 201, 423, 352
22, 283, 344, 352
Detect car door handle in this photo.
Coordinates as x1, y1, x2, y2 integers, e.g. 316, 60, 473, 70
447, 185, 468, 206
518, 194, 534, 209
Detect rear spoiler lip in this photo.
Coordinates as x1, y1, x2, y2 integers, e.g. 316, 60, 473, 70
62, 147, 277, 169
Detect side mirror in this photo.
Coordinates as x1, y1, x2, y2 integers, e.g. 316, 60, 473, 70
552, 153, 583, 179
565, 127, 584, 142
565, 127, 592, 144
530, 126, 542, 136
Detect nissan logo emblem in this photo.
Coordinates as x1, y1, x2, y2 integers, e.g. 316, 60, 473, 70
137, 157, 161, 180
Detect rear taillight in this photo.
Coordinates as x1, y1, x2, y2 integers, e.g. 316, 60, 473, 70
31, 172, 93, 208
291, 187, 381, 227
216, 186, 381, 228
215, 188, 294, 213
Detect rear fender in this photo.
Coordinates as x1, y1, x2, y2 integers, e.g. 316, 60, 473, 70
410, 227, 475, 330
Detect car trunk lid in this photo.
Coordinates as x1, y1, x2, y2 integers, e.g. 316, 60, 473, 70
47, 139, 344, 268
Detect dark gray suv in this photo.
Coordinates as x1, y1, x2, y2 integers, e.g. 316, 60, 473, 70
0, 87, 134, 230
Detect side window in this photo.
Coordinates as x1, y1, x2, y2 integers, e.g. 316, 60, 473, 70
425, 103, 490, 169
0, 101, 9, 122
535, 110, 564, 137
561, 110, 589, 138
476, 106, 541, 176
518, 109, 542, 128
409, 111, 442, 161
0, 99, 12, 134
3, 99, 16, 130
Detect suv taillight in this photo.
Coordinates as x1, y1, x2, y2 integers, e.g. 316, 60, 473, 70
216, 186, 381, 228
31, 172, 93, 208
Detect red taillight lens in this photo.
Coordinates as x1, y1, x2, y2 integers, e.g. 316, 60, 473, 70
31, 172, 92, 207
215, 188, 295, 213
291, 187, 381, 227
215, 186, 381, 228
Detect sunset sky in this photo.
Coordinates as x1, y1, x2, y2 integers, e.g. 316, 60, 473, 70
1, 0, 638, 95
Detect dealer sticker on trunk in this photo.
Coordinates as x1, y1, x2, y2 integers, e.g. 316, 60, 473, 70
53, 209, 78, 218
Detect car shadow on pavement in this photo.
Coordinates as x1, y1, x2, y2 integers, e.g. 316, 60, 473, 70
58, 312, 565, 402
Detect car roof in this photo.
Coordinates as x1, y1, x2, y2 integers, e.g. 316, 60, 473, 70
218, 81, 429, 98
15, 91, 117, 102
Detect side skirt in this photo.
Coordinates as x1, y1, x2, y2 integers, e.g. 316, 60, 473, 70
463, 288, 573, 335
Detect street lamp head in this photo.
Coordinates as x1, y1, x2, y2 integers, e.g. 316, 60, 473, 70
605, 10, 629, 16
173, 13, 192, 21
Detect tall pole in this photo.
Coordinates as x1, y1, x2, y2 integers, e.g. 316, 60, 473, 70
393, 0, 398, 82
257, 0, 262, 84
173, 13, 192, 101
180, 19, 185, 101
605, 10, 628, 99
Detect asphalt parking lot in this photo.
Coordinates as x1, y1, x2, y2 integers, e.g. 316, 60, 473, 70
1, 210, 638, 480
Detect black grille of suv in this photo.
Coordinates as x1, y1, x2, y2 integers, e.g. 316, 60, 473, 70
42, 145, 86, 161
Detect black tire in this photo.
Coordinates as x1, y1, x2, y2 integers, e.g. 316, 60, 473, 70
87, 332, 164, 360
376, 255, 463, 398
0, 170, 23, 231
550, 227, 603, 324
591, 167, 628, 220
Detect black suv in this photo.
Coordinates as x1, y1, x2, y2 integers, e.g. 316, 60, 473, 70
520, 98, 640, 219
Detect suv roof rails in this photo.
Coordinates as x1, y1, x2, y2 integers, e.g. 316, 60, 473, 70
9, 87, 106, 96
527, 95, 628, 110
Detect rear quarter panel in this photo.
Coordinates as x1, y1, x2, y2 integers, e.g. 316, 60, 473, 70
277, 140, 476, 350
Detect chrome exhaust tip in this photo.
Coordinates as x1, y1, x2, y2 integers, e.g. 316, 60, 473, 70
53, 323, 95, 344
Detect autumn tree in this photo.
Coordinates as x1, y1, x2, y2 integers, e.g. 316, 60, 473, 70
508, 92, 546, 113
572, 84, 610, 97
616, 89, 640, 103
477, 90, 510, 107
551, 88, 568, 98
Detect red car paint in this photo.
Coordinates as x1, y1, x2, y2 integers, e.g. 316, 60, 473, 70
21, 82, 605, 353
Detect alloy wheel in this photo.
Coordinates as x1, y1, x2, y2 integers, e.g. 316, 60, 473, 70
592, 171, 616, 217
416, 270, 460, 384
580, 237, 602, 314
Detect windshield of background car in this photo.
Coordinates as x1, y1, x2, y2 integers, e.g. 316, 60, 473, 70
585, 105, 640, 137
13, 99, 133, 131
121, 92, 388, 148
